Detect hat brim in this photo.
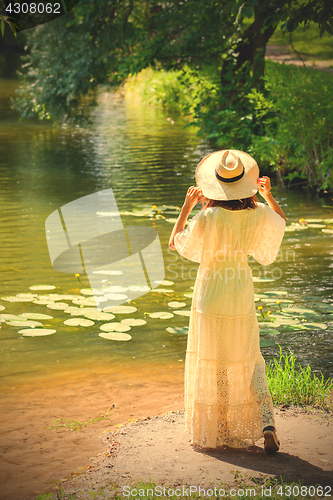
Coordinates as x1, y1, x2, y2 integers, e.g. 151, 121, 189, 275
195, 149, 259, 201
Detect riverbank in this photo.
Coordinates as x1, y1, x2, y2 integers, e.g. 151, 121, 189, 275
0, 364, 185, 500
31, 407, 333, 500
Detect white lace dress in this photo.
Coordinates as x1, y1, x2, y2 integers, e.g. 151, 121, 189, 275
174, 202, 286, 449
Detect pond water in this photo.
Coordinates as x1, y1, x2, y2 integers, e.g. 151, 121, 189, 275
0, 78, 333, 389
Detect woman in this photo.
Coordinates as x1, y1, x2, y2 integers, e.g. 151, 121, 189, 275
169, 149, 286, 453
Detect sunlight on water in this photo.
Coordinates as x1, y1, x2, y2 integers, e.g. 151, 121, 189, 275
0, 79, 332, 387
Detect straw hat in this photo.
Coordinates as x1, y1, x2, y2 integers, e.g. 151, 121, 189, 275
195, 149, 259, 201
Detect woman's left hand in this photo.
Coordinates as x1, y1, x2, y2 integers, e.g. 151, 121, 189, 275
184, 186, 206, 210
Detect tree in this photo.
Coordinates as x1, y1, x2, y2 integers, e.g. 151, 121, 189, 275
10, 0, 333, 123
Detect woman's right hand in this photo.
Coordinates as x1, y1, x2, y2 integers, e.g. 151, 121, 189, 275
184, 186, 207, 210
257, 176, 272, 200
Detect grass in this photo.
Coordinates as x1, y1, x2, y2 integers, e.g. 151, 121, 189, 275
269, 22, 333, 61
267, 348, 333, 409
32, 476, 330, 499
46, 408, 113, 432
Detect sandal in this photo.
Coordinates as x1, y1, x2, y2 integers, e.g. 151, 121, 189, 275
263, 426, 280, 454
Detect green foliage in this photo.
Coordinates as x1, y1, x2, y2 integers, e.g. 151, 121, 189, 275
270, 21, 333, 60
250, 61, 333, 190
267, 348, 333, 409
127, 61, 333, 192
11, 0, 134, 123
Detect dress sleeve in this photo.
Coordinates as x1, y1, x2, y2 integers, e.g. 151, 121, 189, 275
174, 210, 206, 263
249, 204, 286, 266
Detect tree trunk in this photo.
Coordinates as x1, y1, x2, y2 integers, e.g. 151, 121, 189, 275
220, 2, 276, 93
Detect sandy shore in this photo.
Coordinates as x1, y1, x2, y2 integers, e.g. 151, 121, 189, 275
1, 363, 332, 500
0, 363, 184, 500
28, 407, 333, 500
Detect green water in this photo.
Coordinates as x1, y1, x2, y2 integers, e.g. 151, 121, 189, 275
0, 79, 332, 386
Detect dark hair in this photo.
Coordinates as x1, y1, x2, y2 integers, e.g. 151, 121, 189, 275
205, 195, 258, 211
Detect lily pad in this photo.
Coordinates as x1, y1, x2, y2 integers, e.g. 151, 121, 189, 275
1, 296, 34, 302
282, 322, 327, 332
174, 310, 191, 317
128, 285, 150, 292
304, 296, 327, 301
47, 302, 69, 310
72, 298, 97, 306
104, 293, 128, 301
260, 338, 276, 347
166, 326, 189, 335
33, 299, 55, 305
268, 317, 300, 326
80, 289, 94, 296
323, 218, 333, 223
311, 303, 333, 312
20, 328, 56, 336
99, 332, 132, 341
168, 301, 186, 309
103, 305, 137, 314
64, 318, 95, 327
103, 286, 128, 292
0, 313, 28, 320
305, 218, 323, 223
20, 313, 53, 320
83, 311, 115, 321
263, 291, 288, 296
92, 270, 123, 275
7, 320, 44, 326
285, 306, 320, 315
100, 322, 131, 332
39, 294, 62, 301
16, 293, 38, 298
151, 288, 174, 293
307, 223, 326, 228
183, 293, 193, 298
0, 305, 5, 311
259, 328, 281, 336
154, 280, 174, 286
149, 312, 174, 319
64, 306, 86, 315
121, 318, 146, 326
29, 285, 56, 291
165, 218, 179, 223
322, 229, 333, 234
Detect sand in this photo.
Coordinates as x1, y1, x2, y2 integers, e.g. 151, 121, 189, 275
1, 364, 332, 500
34, 408, 333, 500
0, 363, 185, 500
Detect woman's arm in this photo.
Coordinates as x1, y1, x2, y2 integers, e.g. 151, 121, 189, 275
168, 186, 206, 250
257, 176, 287, 222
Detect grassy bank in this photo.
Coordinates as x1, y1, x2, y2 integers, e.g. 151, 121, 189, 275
266, 350, 333, 409
34, 478, 329, 500
123, 61, 333, 192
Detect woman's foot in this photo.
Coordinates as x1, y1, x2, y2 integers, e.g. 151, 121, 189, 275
263, 426, 280, 454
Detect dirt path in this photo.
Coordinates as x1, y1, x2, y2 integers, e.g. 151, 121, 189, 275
31, 407, 333, 500
265, 44, 333, 69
